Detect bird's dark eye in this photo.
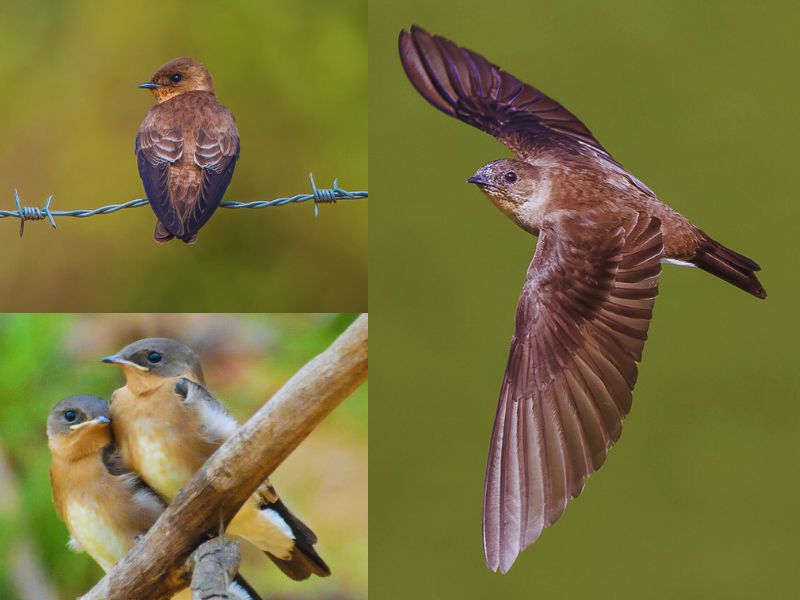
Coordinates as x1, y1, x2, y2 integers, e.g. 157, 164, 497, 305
64, 410, 77, 422
147, 351, 162, 364
170, 73, 183, 83
504, 171, 518, 184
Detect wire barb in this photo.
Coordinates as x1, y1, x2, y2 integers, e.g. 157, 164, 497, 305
12, 189, 56, 236
309, 173, 338, 218
1, 177, 367, 236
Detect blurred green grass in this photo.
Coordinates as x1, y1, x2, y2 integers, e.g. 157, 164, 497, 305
370, 1, 797, 598
0, 0, 367, 311
0, 313, 367, 600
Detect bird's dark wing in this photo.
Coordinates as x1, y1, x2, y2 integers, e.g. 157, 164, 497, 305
188, 123, 239, 236
483, 212, 662, 573
399, 26, 608, 160
255, 479, 330, 579
136, 124, 184, 236
258, 495, 331, 580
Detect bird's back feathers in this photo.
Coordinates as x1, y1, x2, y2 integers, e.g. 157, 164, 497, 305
136, 91, 239, 243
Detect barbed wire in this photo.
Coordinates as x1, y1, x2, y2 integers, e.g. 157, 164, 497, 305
0, 174, 367, 236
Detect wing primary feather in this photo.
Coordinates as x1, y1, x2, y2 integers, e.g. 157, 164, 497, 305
483, 213, 664, 571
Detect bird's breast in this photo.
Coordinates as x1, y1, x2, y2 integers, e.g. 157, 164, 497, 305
65, 499, 132, 572
128, 426, 196, 500
112, 386, 199, 499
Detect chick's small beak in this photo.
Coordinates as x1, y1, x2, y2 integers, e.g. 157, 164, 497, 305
101, 354, 148, 371
69, 415, 111, 431
138, 82, 162, 90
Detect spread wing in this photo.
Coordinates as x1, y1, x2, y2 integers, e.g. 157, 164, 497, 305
483, 212, 662, 573
399, 26, 608, 160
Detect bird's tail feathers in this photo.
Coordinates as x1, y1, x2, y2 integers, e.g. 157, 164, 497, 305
692, 234, 766, 299
154, 222, 174, 243
260, 498, 330, 580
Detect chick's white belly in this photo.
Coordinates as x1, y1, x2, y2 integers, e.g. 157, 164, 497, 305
134, 433, 195, 499
66, 500, 131, 572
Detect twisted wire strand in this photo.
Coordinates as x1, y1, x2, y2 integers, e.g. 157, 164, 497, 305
0, 174, 367, 236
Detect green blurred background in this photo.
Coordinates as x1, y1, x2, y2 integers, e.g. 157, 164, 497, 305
371, 1, 796, 598
0, 313, 367, 600
0, 0, 366, 312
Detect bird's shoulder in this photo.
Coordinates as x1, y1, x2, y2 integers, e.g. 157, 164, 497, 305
173, 377, 240, 443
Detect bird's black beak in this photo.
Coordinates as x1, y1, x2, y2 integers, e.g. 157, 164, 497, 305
468, 175, 491, 187
138, 82, 162, 90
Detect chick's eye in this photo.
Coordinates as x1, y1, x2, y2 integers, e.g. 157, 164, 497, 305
64, 410, 77, 423
504, 171, 518, 184
170, 73, 183, 83
147, 351, 162, 364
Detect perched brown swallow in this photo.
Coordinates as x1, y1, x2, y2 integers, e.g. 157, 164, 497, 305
399, 26, 766, 573
137, 57, 239, 243
102, 338, 330, 581
47, 396, 163, 573
47, 395, 261, 600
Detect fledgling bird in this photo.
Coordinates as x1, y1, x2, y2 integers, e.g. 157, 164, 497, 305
137, 57, 239, 243
46, 395, 261, 600
102, 338, 330, 581
399, 26, 766, 573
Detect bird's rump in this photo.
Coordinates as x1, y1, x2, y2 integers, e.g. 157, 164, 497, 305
399, 26, 607, 160
483, 212, 662, 573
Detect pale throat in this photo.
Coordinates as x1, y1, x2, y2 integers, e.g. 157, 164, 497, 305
506, 178, 552, 233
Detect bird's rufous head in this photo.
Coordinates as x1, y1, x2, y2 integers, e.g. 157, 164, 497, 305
102, 337, 205, 394
468, 159, 551, 233
47, 395, 112, 460
139, 57, 215, 103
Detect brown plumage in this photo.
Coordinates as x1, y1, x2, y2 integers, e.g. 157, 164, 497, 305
103, 338, 330, 581
399, 26, 766, 573
137, 57, 239, 244
48, 396, 165, 573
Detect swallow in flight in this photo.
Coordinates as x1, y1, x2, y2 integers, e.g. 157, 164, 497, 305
400, 26, 766, 573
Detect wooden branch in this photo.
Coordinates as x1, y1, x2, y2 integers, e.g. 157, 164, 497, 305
190, 537, 241, 600
82, 314, 368, 600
